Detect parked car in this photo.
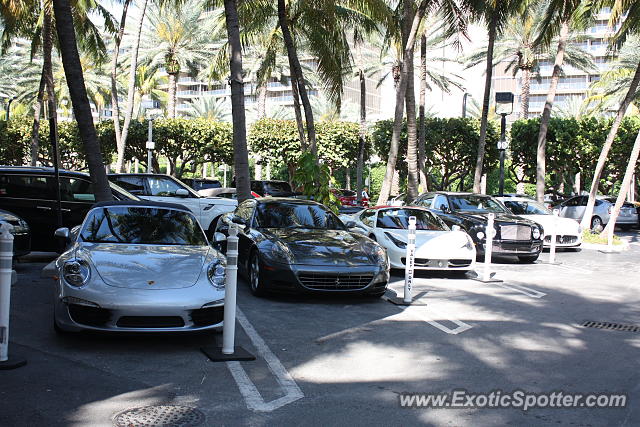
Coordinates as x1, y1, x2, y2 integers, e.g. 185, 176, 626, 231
412, 192, 544, 262
343, 206, 476, 271
249, 180, 297, 197
556, 195, 638, 231
0, 167, 140, 252
497, 196, 582, 248
213, 198, 389, 297
182, 178, 222, 192
0, 208, 31, 257
331, 188, 369, 208
197, 187, 261, 199
108, 173, 237, 238
52, 201, 226, 333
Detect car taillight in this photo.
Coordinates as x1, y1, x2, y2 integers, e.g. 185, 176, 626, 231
608, 206, 613, 214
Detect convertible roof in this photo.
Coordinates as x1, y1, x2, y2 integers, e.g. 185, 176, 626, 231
91, 200, 191, 212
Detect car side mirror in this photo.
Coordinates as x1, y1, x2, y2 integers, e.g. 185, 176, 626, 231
344, 220, 356, 229
213, 232, 227, 242
440, 204, 449, 213
175, 188, 189, 197
54, 227, 70, 241
451, 225, 461, 232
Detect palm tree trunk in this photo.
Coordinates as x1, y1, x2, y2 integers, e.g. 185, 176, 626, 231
257, 83, 267, 118
472, 15, 498, 193
43, 7, 60, 169
52, 0, 112, 201
277, 0, 317, 158
580, 60, 640, 229
30, 70, 46, 166
602, 128, 640, 238
417, 32, 428, 191
356, 68, 366, 203
405, 40, 419, 201
224, 0, 251, 202
520, 67, 531, 119
376, 0, 429, 205
111, 0, 131, 172
167, 72, 177, 118
535, 21, 568, 202
117, 0, 148, 172
290, 74, 308, 150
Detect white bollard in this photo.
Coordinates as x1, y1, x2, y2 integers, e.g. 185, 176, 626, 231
482, 213, 495, 282
403, 216, 417, 304
222, 225, 239, 355
0, 223, 14, 362
549, 209, 558, 264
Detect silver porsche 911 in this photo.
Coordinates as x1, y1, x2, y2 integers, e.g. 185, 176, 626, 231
53, 201, 226, 333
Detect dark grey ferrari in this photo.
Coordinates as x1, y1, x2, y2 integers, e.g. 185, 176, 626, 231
214, 198, 390, 297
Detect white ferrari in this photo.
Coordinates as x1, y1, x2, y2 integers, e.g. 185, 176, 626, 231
497, 196, 582, 248
343, 206, 476, 271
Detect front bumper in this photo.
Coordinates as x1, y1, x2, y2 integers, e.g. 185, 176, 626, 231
543, 234, 582, 248
477, 239, 543, 256
258, 258, 389, 295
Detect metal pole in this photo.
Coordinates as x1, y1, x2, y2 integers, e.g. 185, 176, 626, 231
462, 93, 469, 118
0, 223, 14, 361
549, 209, 558, 264
499, 113, 507, 196
482, 213, 495, 281
146, 120, 153, 173
222, 225, 239, 355
5, 98, 14, 120
403, 216, 416, 304
50, 115, 63, 230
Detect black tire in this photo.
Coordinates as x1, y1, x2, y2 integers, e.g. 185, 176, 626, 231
518, 254, 539, 263
248, 251, 266, 297
619, 225, 632, 231
591, 216, 603, 233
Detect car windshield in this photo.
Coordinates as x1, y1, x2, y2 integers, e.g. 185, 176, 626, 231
503, 200, 550, 215
377, 209, 448, 231
256, 202, 345, 230
110, 182, 141, 201
449, 195, 507, 213
80, 206, 207, 245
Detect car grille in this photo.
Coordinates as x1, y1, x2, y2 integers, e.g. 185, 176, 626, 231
116, 316, 185, 328
402, 258, 471, 268
499, 224, 532, 240
297, 272, 373, 290
544, 235, 578, 244
68, 304, 112, 327
191, 307, 224, 327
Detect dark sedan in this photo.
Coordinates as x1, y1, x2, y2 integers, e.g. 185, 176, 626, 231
412, 192, 544, 262
214, 198, 389, 297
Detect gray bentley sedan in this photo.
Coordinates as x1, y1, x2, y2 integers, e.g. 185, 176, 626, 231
53, 201, 226, 333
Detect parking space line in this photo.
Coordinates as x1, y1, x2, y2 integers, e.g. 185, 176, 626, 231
226, 308, 304, 412
404, 306, 473, 335
492, 282, 547, 299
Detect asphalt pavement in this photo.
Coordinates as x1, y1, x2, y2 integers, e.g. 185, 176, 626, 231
1, 230, 639, 426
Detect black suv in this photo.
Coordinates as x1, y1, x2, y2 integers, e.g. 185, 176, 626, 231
0, 167, 139, 251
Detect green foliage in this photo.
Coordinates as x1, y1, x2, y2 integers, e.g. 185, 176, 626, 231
292, 152, 341, 214
510, 117, 640, 194
370, 118, 499, 191
249, 119, 366, 178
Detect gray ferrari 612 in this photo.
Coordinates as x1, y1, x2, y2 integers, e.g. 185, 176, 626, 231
53, 201, 226, 333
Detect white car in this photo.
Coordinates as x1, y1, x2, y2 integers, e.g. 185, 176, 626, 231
498, 196, 582, 248
343, 206, 476, 271
108, 174, 237, 238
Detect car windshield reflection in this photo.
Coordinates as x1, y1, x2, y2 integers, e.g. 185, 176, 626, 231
449, 196, 507, 213
80, 206, 207, 245
504, 200, 551, 215
256, 203, 346, 230
376, 209, 448, 230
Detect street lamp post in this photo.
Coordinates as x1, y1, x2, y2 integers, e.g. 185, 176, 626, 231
495, 92, 514, 196
462, 93, 471, 118
146, 119, 155, 173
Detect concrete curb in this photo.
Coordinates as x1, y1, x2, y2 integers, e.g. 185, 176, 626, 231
580, 241, 630, 252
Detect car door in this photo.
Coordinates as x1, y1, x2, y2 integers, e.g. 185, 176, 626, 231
574, 196, 588, 221
0, 173, 57, 251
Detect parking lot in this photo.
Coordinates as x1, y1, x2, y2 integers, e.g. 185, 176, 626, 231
2, 231, 639, 426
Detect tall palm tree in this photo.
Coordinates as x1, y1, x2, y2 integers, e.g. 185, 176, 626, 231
132, 64, 167, 118
185, 96, 230, 121
52, 0, 112, 201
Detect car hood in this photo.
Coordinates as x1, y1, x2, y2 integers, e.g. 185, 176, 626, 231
77, 243, 210, 289
453, 211, 534, 225
519, 214, 580, 234
262, 228, 380, 266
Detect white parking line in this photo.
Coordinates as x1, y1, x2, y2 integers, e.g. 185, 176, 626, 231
404, 306, 473, 335
226, 308, 304, 412
492, 282, 547, 299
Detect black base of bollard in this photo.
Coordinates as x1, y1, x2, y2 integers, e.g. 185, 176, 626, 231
467, 270, 503, 283
384, 296, 428, 306
200, 346, 256, 362
0, 356, 27, 370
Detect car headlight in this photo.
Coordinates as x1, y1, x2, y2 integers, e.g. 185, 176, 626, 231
532, 227, 541, 240
476, 230, 485, 240
207, 259, 226, 289
265, 241, 295, 264
62, 259, 91, 287
384, 232, 406, 249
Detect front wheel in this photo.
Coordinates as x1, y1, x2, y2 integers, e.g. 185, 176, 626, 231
518, 254, 539, 263
591, 216, 603, 233
249, 251, 266, 297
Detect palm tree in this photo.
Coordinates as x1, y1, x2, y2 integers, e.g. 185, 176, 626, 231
52, 0, 112, 201
185, 96, 230, 121
132, 65, 166, 118
470, 0, 526, 194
